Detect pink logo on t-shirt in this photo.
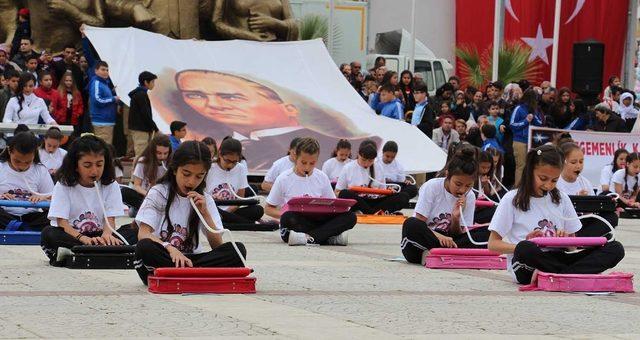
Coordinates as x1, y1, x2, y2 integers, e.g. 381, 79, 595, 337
161, 224, 192, 252
212, 183, 234, 200
73, 211, 102, 235
534, 219, 557, 237
5, 188, 32, 200
428, 213, 452, 233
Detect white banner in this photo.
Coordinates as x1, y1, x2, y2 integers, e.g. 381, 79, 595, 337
528, 126, 640, 186
84, 26, 445, 174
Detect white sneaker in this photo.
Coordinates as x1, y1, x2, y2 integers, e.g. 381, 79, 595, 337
56, 247, 74, 262
420, 250, 430, 266
288, 231, 309, 246
326, 232, 349, 246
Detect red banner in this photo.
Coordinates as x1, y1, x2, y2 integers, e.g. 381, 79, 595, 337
455, 0, 629, 89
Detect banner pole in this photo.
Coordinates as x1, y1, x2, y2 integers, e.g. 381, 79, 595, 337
328, 0, 335, 59
492, 0, 505, 82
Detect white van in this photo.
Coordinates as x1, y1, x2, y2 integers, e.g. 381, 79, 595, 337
366, 54, 453, 97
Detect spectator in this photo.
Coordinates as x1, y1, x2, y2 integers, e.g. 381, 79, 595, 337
565, 98, 589, 131
88, 60, 119, 144
468, 90, 485, 121
481, 124, 504, 154
539, 80, 551, 93
11, 38, 38, 70
411, 82, 435, 138
129, 71, 159, 158
368, 56, 386, 75
451, 90, 470, 121
399, 70, 415, 112
464, 86, 478, 104
432, 115, 459, 151
37, 50, 54, 75
0, 49, 20, 73
591, 104, 626, 132
33, 70, 60, 110
510, 88, 544, 186
601, 85, 622, 113
430, 82, 454, 115
454, 119, 467, 141
52, 71, 84, 133
448, 75, 460, 91
539, 86, 556, 120
466, 115, 488, 148
24, 55, 39, 85
517, 79, 530, 92
602, 75, 621, 100
350, 61, 362, 79
486, 101, 505, 144
202, 137, 218, 160
374, 66, 387, 83
2, 72, 57, 125
550, 87, 573, 129
52, 44, 85, 91
381, 71, 398, 87
339, 63, 352, 82
0, 69, 19, 120
9, 8, 31, 59
485, 81, 504, 102
369, 84, 404, 120
169, 120, 187, 150
617, 92, 638, 132
360, 74, 376, 102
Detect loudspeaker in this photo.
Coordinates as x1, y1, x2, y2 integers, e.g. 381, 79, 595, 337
572, 41, 604, 94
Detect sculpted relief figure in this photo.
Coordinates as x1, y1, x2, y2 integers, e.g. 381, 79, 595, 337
0, 0, 17, 46
212, 0, 298, 41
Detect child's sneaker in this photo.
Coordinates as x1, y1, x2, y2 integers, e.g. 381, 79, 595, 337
326, 232, 349, 246
288, 231, 310, 246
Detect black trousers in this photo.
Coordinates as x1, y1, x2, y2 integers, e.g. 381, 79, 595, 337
575, 211, 618, 238
218, 205, 264, 224
0, 207, 50, 231
474, 206, 496, 224
279, 211, 356, 244
134, 238, 247, 284
626, 118, 637, 132
121, 186, 144, 211
389, 182, 419, 199
338, 189, 409, 214
40, 223, 139, 265
512, 240, 625, 284
401, 217, 489, 264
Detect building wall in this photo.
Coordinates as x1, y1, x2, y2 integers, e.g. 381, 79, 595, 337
367, 0, 456, 71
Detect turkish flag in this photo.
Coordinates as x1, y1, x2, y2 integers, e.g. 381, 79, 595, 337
456, 0, 629, 90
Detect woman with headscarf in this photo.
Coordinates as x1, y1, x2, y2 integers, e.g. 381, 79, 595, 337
617, 92, 638, 132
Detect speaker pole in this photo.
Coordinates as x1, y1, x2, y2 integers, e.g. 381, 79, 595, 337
550, 0, 562, 87
491, 0, 505, 82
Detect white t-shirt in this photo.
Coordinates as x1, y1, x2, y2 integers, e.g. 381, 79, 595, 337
2, 94, 57, 124
135, 183, 222, 254
38, 148, 67, 172
488, 190, 582, 281
335, 160, 386, 191
48, 182, 124, 235
264, 155, 294, 183
0, 162, 54, 215
556, 175, 594, 196
414, 177, 475, 234
600, 164, 615, 188
610, 168, 639, 198
131, 157, 167, 192
376, 158, 406, 183
321, 157, 351, 182
205, 162, 249, 211
115, 166, 124, 179
266, 168, 335, 208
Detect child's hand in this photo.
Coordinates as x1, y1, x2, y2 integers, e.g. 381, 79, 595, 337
578, 189, 589, 196
168, 246, 193, 268
187, 191, 208, 214
525, 230, 543, 240
436, 234, 457, 248
481, 175, 490, 183
1, 193, 16, 200
499, 125, 506, 133
526, 114, 534, 122
451, 198, 464, 218
101, 232, 123, 246
28, 195, 49, 203
556, 230, 571, 238
404, 179, 412, 185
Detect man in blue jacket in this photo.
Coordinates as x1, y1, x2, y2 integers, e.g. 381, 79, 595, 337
89, 61, 119, 144
369, 84, 404, 120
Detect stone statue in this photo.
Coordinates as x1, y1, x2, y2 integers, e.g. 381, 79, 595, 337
212, 0, 298, 42
28, 0, 106, 52
0, 0, 17, 46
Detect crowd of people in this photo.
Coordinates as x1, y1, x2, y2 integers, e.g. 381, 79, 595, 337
0, 11, 636, 288
341, 56, 639, 188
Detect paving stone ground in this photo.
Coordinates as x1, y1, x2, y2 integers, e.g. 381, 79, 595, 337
1, 215, 639, 339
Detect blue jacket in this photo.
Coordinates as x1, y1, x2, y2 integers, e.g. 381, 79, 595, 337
487, 116, 505, 144
482, 138, 505, 154
370, 93, 404, 120
169, 135, 181, 151
89, 76, 117, 125
510, 104, 543, 143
